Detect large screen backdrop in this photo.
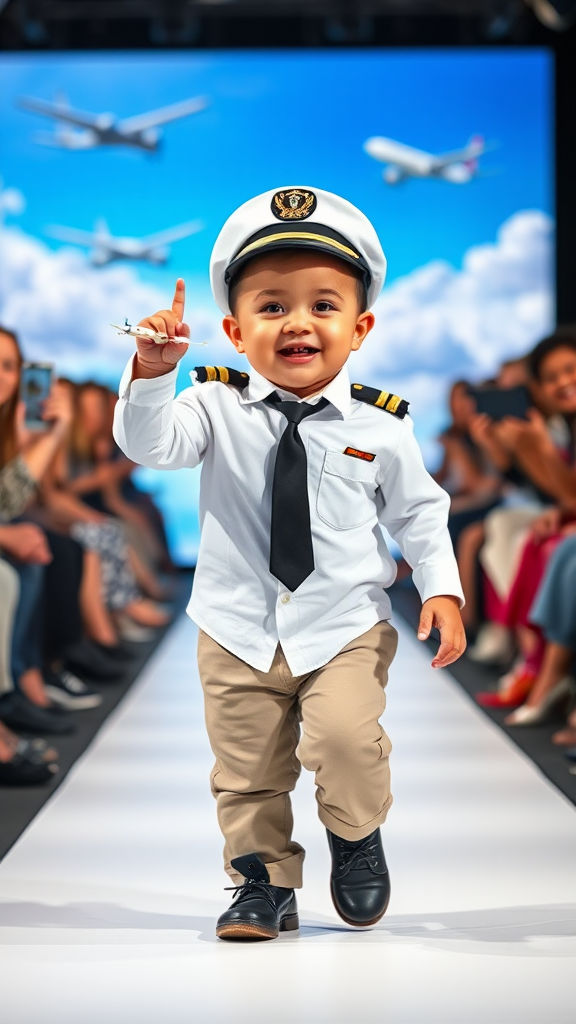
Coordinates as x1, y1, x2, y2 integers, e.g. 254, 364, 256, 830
0, 50, 554, 563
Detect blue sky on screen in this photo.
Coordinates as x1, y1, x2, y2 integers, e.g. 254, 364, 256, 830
0, 49, 555, 561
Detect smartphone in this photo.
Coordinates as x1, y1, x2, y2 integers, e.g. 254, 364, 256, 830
468, 384, 532, 422
21, 362, 54, 430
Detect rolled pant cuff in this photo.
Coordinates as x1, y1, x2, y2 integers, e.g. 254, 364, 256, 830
317, 794, 393, 842
227, 850, 305, 889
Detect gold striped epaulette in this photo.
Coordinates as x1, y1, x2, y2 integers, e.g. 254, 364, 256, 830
351, 383, 409, 419
194, 366, 250, 389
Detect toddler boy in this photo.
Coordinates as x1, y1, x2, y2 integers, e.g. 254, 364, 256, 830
114, 186, 465, 940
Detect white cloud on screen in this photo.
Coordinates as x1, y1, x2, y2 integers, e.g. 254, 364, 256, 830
351, 209, 554, 385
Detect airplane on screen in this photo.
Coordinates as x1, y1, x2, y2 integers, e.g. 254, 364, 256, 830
17, 93, 208, 152
46, 218, 203, 266
364, 134, 490, 184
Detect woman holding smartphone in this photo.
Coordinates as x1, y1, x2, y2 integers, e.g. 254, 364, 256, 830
0, 326, 79, 781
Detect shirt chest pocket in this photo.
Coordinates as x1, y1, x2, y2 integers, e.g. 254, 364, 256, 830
316, 451, 379, 530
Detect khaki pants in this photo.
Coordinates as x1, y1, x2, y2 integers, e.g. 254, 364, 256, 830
197, 621, 398, 888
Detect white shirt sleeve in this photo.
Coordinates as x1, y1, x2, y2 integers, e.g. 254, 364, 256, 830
113, 356, 211, 470
378, 416, 464, 607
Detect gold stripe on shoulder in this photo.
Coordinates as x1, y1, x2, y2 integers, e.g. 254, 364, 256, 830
216, 366, 229, 383
351, 382, 409, 419
385, 394, 402, 414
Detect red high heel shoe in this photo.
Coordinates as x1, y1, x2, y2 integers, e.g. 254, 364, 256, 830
476, 664, 536, 709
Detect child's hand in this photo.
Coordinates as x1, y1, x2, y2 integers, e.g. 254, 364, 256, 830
133, 278, 191, 379
417, 595, 466, 669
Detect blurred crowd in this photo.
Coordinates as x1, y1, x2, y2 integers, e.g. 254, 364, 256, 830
434, 326, 576, 764
0, 325, 175, 786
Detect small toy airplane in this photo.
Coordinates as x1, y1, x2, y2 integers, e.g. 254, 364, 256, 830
111, 319, 206, 346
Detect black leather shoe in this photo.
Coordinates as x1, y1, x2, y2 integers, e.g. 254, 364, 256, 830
64, 638, 132, 682
0, 692, 75, 735
327, 828, 391, 927
216, 853, 298, 941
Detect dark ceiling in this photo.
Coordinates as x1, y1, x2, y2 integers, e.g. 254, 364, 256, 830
0, 0, 573, 49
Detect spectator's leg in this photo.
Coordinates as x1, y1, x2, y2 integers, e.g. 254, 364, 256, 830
9, 560, 52, 707
518, 641, 573, 710
526, 535, 576, 710
0, 559, 19, 698
9, 561, 44, 684
456, 521, 485, 629
43, 531, 83, 665
79, 549, 119, 646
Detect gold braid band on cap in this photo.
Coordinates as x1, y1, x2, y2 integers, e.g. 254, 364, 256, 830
234, 232, 361, 263
352, 383, 409, 419
194, 366, 250, 389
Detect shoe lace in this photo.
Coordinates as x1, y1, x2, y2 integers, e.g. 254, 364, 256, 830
60, 672, 86, 694
336, 837, 380, 878
223, 880, 279, 910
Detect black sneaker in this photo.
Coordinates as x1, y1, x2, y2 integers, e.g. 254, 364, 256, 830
216, 853, 299, 941
44, 671, 103, 711
327, 828, 391, 927
64, 638, 133, 682
0, 691, 74, 735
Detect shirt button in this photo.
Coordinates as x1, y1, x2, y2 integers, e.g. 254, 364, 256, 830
280, 593, 291, 604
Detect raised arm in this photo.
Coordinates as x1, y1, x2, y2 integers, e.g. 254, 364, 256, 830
494, 410, 576, 502
113, 279, 211, 470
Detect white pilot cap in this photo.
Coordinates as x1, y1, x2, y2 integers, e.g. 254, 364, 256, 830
209, 185, 386, 314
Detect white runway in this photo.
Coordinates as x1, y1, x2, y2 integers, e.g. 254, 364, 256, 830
1, 615, 575, 1024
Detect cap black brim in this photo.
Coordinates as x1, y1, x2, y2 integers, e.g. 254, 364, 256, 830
225, 222, 371, 290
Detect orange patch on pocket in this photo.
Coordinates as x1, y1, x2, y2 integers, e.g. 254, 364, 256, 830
343, 447, 376, 463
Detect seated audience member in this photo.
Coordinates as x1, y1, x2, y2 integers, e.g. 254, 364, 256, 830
423, 381, 503, 613
446, 366, 542, 642
38, 379, 171, 643
457, 339, 573, 658
65, 381, 172, 594
471, 328, 576, 711
495, 356, 530, 390
76, 382, 173, 577
503, 532, 576, 727
0, 326, 100, 729
435, 381, 502, 525
0, 557, 58, 785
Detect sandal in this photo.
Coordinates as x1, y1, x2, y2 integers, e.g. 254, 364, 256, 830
0, 748, 58, 786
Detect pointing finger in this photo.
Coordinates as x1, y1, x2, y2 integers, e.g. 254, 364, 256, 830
172, 278, 186, 322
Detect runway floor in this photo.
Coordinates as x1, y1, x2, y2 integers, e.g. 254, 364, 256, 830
1, 614, 575, 1024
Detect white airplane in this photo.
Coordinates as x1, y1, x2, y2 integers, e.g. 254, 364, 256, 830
46, 218, 203, 266
364, 134, 490, 184
17, 93, 208, 152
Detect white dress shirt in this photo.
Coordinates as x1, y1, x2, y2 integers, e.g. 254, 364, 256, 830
114, 359, 464, 675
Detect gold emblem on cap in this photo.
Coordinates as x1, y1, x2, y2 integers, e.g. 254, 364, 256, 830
272, 189, 317, 221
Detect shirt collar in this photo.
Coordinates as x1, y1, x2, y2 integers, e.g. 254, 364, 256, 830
243, 364, 351, 418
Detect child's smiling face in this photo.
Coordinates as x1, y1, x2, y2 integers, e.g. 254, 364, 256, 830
222, 250, 375, 397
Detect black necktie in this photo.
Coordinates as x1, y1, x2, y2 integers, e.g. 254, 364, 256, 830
265, 393, 329, 592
